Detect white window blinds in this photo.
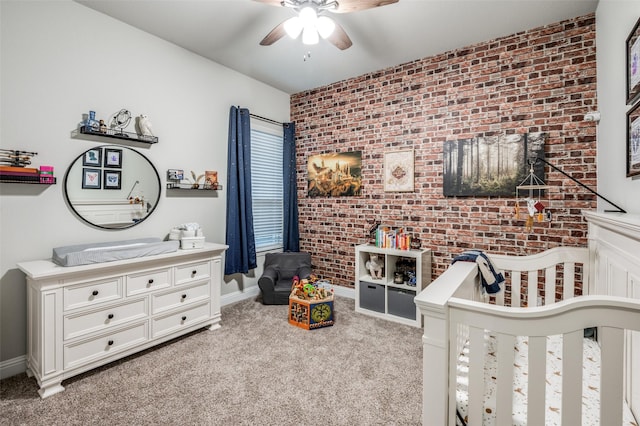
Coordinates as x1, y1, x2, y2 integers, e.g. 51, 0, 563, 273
250, 127, 284, 251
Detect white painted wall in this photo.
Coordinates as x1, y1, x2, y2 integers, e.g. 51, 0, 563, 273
596, 0, 640, 214
0, 1, 290, 365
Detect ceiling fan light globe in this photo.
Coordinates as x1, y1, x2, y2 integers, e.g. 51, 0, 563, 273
302, 25, 319, 45
316, 16, 335, 38
299, 6, 317, 26
283, 16, 303, 39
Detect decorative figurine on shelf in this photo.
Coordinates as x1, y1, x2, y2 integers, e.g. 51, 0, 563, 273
85, 110, 99, 132
99, 119, 107, 133
189, 171, 205, 189
136, 114, 154, 138
365, 253, 384, 279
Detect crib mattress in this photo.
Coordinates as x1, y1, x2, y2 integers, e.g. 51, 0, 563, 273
455, 333, 638, 425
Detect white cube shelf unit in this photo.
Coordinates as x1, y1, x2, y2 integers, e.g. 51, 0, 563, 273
355, 244, 431, 327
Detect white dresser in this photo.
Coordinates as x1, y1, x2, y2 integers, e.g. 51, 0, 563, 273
17, 243, 227, 398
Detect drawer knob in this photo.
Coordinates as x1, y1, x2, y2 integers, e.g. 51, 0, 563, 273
191, 270, 197, 275
107, 313, 114, 320
92, 290, 99, 296
148, 279, 154, 284
181, 316, 187, 321
181, 294, 187, 299
107, 340, 114, 346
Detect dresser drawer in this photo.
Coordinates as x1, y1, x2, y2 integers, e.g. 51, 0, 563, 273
127, 268, 171, 296
152, 282, 210, 315
64, 321, 148, 369
175, 261, 210, 286
64, 298, 148, 340
151, 302, 210, 338
64, 278, 122, 311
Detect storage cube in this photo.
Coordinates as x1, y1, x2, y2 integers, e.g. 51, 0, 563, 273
359, 281, 385, 313
288, 294, 334, 330
388, 287, 417, 319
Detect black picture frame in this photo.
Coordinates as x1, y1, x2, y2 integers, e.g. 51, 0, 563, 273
103, 170, 122, 189
627, 101, 640, 177
82, 148, 102, 167
626, 17, 640, 105
104, 148, 123, 168
82, 168, 101, 189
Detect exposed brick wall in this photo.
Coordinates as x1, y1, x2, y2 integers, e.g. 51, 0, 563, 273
291, 14, 597, 288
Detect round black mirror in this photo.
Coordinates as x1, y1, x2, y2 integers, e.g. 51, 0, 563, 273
64, 145, 161, 229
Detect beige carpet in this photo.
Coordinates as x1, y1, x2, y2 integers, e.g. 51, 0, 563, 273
0, 296, 423, 425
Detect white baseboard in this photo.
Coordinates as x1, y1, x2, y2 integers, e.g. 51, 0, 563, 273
0, 355, 26, 380
332, 285, 355, 299
221, 286, 261, 306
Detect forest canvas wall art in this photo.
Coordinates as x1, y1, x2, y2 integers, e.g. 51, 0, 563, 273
443, 133, 546, 197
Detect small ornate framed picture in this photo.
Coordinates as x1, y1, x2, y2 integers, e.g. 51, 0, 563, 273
384, 149, 414, 192
103, 170, 122, 189
82, 168, 101, 189
627, 102, 640, 177
82, 148, 102, 167
626, 17, 640, 105
104, 148, 122, 168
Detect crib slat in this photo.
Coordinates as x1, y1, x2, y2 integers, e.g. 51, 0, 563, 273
563, 261, 576, 299
512, 272, 521, 307
495, 286, 505, 306
544, 266, 556, 304
600, 326, 624, 426
495, 333, 514, 426
527, 336, 547, 426
467, 326, 485, 426
528, 270, 538, 306
561, 330, 583, 425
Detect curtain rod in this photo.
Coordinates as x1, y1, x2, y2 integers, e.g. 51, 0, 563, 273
249, 113, 284, 126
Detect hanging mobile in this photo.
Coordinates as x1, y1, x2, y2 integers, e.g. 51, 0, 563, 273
516, 159, 550, 231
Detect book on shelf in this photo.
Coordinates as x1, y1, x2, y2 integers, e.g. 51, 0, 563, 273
0, 166, 39, 174
374, 226, 412, 250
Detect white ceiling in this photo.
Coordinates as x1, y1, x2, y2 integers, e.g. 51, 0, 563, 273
76, 0, 599, 94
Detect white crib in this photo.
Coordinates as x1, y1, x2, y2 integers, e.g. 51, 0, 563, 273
415, 211, 640, 425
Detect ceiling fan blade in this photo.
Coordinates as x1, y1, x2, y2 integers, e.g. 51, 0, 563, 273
253, 0, 284, 6
332, 0, 399, 13
326, 22, 352, 50
260, 21, 287, 46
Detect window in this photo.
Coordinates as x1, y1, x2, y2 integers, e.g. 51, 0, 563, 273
250, 126, 283, 251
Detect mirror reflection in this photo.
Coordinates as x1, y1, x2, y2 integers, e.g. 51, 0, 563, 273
64, 145, 161, 229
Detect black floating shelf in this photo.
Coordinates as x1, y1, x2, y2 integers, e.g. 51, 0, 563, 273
0, 178, 56, 185
166, 183, 222, 190
73, 126, 158, 144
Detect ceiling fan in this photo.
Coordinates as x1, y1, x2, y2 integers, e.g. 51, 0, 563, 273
255, 0, 399, 50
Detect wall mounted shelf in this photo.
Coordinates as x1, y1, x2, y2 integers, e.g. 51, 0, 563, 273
0, 178, 56, 185
166, 183, 222, 190
71, 126, 158, 144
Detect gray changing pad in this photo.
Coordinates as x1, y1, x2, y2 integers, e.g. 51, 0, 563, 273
52, 237, 180, 267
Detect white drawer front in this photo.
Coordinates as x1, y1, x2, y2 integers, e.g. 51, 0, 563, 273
64, 322, 148, 369
64, 298, 148, 340
152, 282, 210, 315
175, 261, 210, 286
152, 302, 210, 339
64, 278, 122, 311
126, 268, 171, 296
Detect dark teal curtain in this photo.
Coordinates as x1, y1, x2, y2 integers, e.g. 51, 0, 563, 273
283, 122, 299, 251
224, 106, 257, 275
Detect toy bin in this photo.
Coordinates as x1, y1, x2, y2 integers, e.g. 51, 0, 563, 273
288, 293, 334, 330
